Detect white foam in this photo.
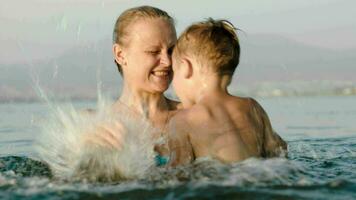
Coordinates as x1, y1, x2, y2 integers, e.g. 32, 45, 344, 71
35, 90, 158, 182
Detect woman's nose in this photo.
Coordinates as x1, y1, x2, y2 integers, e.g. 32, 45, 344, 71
160, 51, 172, 67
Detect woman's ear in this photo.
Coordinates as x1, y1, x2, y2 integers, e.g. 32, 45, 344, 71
113, 44, 126, 66
181, 58, 193, 79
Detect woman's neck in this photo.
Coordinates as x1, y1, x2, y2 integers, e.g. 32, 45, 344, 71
117, 84, 169, 118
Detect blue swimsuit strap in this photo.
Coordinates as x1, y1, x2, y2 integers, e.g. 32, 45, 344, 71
155, 154, 169, 166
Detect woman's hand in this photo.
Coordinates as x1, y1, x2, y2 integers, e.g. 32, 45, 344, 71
83, 121, 127, 150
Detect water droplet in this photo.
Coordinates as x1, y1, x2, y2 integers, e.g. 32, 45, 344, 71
76, 23, 82, 40
52, 62, 59, 79
57, 16, 68, 32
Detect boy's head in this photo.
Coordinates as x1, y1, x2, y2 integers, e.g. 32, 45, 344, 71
173, 18, 240, 75
172, 18, 240, 103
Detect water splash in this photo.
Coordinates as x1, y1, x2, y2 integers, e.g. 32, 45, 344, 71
76, 23, 82, 41
34, 86, 158, 182
2, 94, 356, 199
52, 61, 59, 79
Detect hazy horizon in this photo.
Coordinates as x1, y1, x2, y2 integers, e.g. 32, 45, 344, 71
1, 0, 355, 101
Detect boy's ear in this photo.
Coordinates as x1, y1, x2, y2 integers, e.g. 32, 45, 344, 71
113, 44, 126, 66
181, 58, 193, 79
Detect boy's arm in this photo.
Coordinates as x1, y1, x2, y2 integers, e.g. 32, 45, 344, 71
250, 98, 287, 157
168, 116, 194, 166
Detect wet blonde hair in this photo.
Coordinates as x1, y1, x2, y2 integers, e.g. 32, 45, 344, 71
174, 18, 240, 76
113, 6, 175, 75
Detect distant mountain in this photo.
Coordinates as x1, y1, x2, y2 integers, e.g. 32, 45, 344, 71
1, 34, 355, 101
0, 38, 121, 101
234, 34, 356, 84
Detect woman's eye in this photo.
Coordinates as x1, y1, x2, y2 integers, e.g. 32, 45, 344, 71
146, 50, 160, 55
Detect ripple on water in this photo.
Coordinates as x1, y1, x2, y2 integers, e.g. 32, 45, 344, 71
0, 155, 356, 200
1, 134, 356, 200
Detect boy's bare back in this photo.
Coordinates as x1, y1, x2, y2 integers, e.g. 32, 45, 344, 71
169, 94, 287, 165
168, 18, 287, 166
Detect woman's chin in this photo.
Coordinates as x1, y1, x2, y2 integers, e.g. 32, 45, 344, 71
150, 83, 170, 93
149, 77, 171, 93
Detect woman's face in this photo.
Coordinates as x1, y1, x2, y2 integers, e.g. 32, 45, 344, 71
119, 18, 176, 94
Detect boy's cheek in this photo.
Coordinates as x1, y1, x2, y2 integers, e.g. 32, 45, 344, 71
172, 75, 182, 98
172, 75, 179, 91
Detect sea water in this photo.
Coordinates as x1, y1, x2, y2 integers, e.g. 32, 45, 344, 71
0, 96, 356, 199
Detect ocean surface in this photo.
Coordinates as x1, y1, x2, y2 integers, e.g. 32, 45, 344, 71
1, 96, 356, 200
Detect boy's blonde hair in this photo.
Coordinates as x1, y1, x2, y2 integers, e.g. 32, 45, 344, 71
175, 18, 240, 76
113, 6, 175, 75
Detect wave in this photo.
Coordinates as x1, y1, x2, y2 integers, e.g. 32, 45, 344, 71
1, 155, 355, 200
0, 156, 51, 178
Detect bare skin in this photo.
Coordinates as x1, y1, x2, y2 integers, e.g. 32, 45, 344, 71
169, 53, 287, 166
83, 18, 180, 152
169, 93, 287, 165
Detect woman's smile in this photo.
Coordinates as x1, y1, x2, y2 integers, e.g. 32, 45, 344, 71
151, 69, 171, 78
150, 68, 172, 89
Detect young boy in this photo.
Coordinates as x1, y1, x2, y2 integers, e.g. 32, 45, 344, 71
168, 18, 287, 166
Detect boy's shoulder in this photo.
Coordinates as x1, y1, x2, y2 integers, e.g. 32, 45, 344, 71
170, 105, 205, 123
227, 96, 261, 113
170, 96, 264, 129
225, 96, 269, 126
173, 96, 260, 121
169, 104, 212, 131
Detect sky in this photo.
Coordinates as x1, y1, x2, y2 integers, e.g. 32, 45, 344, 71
1, 0, 355, 65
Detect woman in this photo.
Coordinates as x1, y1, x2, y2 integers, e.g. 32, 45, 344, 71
38, 6, 179, 181
86, 6, 180, 156
111, 6, 179, 130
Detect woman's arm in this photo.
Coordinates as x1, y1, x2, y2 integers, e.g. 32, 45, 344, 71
167, 115, 194, 166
